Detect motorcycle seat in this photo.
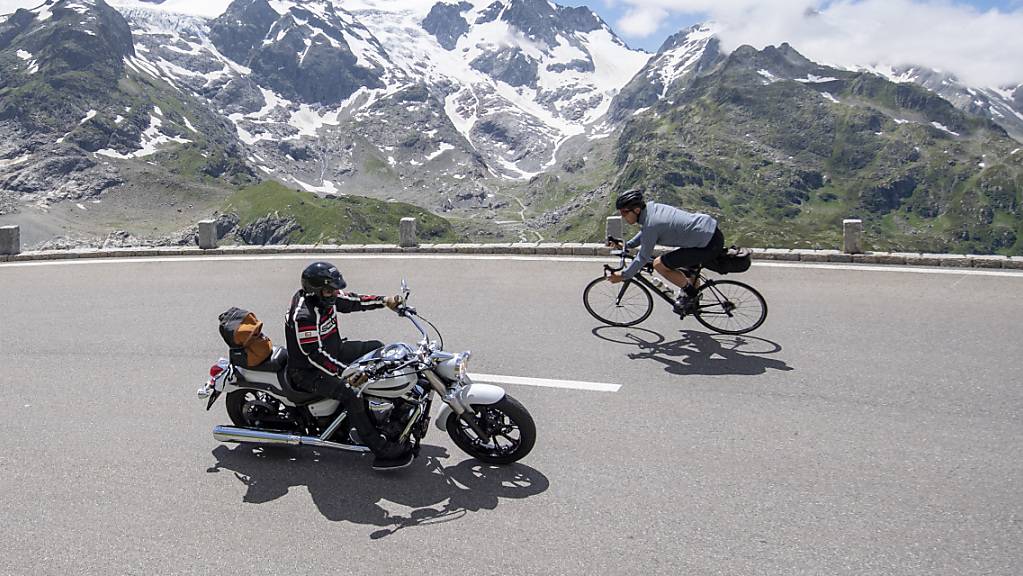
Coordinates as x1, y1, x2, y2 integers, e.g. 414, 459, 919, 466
245, 346, 289, 373
276, 369, 321, 405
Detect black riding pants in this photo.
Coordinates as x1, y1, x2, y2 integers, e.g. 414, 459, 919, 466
290, 340, 407, 459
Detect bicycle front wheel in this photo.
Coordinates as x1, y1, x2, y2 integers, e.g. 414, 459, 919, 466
693, 280, 767, 335
582, 276, 654, 327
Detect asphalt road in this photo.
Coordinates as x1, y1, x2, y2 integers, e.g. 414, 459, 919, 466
1, 255, 1021, 575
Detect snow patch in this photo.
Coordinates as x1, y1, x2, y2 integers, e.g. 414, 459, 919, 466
292, 176, 339, 195
931, 122, 960, 136
0, 154, 30, 168
796, 75, 839, 83
16, 50, 31, 60
95, 114, 191, 158
821, 92, 840, 104
425, 142, 454, 161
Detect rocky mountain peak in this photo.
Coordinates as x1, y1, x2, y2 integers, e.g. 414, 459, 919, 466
209, 0, 393, 105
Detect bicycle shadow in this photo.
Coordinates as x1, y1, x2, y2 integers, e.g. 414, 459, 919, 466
592, 326, 794, 376
207, 443, 549, 539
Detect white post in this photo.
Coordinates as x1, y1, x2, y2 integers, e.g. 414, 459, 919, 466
399, 217, 417, 248
606, 216, 623, 242
0, 225, 20, 255
198, 220, 217, 250
843, 219, 863, 254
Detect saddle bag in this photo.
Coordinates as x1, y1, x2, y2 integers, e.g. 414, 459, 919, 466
218, 307, 273, 367
704, 245, 753, 274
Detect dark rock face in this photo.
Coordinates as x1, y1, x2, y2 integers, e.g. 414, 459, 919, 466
209, 0, 387, 105
474, 2, 503, 24
610, 28, 723, 122
501, 0, 600, 45
0, 0, 134, 87
547, 59, 593, 73
215, 213, 240, 239
470, 48, 538, 87
237, 212, 301, 244
422, 2, 471, 50
209, 0, 279, 64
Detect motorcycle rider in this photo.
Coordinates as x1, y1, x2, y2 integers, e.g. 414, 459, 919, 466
607, 188, 724, 315
285, 261, 413, 471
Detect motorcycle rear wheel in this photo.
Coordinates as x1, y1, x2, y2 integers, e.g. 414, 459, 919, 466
225, 389, 296, 431
447, 395, 536, 465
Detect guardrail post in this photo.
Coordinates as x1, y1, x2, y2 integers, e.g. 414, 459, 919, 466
843, 219, 863, 254
198, 220, 217, 250
0, 225, 20, 255
399, 217, 417, 248
606, 216, 622, 241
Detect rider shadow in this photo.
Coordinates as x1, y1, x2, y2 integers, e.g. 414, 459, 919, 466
592, 326, 794, 377
207, 443, 549, 539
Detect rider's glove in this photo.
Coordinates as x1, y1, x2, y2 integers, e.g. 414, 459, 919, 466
384, 295, 402, 310
347, 371, 370, 387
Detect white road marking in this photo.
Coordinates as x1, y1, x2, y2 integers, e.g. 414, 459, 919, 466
1, 253, 1021, 277
469, 372, 620, 392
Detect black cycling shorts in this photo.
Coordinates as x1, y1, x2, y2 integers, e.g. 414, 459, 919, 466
660, 228, 725, 271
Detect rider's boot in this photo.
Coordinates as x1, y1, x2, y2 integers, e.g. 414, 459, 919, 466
372, 451, 415, 471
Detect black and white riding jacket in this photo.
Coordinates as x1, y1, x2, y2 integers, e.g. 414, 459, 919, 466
284, 289, 386, 377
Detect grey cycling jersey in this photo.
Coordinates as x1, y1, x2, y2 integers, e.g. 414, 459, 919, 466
622, 202, 718, 279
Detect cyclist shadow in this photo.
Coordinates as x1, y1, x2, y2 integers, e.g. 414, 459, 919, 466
592, 326, 793, 376
207, 443, 549, 539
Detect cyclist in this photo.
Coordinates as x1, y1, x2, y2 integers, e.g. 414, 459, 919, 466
607, 188, 724, 314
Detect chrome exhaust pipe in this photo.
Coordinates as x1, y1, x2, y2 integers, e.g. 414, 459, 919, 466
213, 425, 371, 453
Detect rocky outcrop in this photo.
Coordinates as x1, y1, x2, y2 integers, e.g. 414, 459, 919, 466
237, 212, 301, 244
422, 2, 471, 50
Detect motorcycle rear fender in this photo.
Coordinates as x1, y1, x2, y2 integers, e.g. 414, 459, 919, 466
433, 382, 507, 432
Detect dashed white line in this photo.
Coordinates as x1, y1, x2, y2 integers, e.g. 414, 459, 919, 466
469, 372, 620, 392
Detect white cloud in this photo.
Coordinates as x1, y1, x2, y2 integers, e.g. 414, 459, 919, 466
618, 5, 668, 36
612, 0, 1023, 86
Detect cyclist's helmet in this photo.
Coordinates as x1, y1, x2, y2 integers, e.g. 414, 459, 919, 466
301, 261, 346, 299
615, 188, 645, 210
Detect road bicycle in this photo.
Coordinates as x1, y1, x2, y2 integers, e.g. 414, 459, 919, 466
582, 244, 768, 335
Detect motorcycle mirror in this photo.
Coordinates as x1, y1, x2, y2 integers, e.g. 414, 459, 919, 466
400, 277, 410, 298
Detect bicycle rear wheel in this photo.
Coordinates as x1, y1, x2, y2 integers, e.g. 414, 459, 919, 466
693, 280, 767, 335
583, 277, 654, 327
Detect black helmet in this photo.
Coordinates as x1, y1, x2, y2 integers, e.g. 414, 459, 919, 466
301, 261, 346, 300
615, 188, 645, 210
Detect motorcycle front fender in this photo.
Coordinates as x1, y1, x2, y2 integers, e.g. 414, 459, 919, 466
433, 382, 507, 432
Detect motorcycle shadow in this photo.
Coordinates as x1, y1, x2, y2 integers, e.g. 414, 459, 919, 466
207, 443, 549, 539
592, 326, 794, 376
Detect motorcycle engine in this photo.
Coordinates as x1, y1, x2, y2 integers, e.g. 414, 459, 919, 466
367, 398, 394, 425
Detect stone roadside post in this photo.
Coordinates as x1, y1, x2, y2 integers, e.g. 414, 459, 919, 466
843, 219, 863, 254
606, 216, 622, 242
1, 225, 20, 256
198, 220, 217, 250
400, 217, 417, 248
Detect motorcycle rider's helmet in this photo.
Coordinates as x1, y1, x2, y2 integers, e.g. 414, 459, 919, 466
301, 261, 346, 305
615, 188, 645, 210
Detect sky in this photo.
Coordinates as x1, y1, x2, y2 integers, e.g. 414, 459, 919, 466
2, 0, 1021, 87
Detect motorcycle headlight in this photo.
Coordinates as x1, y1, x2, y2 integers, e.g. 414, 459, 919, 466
455, 351, 471, 381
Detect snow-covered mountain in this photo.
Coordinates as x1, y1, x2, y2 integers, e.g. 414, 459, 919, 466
855, 65, 1023, 141
103, 0, 650, 198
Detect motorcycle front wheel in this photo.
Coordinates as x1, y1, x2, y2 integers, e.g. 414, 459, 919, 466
447, 395, 536, 465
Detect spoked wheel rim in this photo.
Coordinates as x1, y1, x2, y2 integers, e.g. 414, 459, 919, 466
582, 277, 654, 327
454, 405, 523, 459
693, 280, 767, 335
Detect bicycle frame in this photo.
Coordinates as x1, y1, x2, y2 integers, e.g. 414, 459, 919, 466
603, 249, 710, 312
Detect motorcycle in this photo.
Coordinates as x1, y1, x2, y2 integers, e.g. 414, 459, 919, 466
196, 280, 536, 465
